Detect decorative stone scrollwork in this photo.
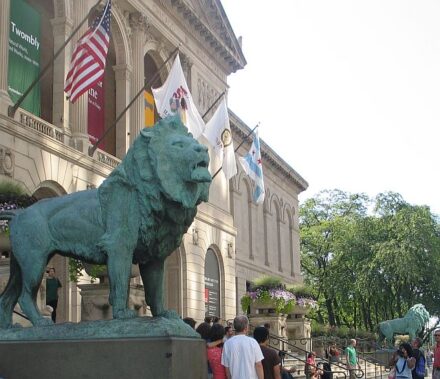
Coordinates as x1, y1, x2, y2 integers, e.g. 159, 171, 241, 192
197, 77, 219, 115
0, 147, 14, 177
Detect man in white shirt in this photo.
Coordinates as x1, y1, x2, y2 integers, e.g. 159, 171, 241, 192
221, 315, 264, 379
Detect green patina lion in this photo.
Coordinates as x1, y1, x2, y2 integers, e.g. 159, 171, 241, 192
0, 116, 211, 328
377, 304, 430, 347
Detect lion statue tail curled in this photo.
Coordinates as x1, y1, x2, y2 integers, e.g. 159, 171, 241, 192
0, 253, 22, 328
0, 210, 23, 328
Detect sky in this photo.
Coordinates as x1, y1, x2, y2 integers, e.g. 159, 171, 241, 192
221, 0, 440, 215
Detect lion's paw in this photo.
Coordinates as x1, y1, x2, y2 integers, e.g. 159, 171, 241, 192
158, 310, 180, 320
114, 308, 137, 319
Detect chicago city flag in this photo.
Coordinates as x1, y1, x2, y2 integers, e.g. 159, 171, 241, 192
152, 54, 205, 138
239, 129, 265, 204
64, 0, 111, 103
203, 99, 237, 180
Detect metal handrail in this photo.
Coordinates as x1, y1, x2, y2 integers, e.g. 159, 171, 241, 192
268, 332, 356, 378
249, 325, 399, 379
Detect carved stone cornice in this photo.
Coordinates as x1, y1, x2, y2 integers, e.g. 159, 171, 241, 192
229, 110, 309, 193
167, 0, 246, 74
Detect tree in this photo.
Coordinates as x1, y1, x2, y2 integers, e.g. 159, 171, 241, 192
300, 190, 440, 331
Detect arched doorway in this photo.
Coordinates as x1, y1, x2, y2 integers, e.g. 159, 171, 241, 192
204, 248, 220, 318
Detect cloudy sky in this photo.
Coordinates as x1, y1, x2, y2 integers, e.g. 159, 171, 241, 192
221, 0, 440, 215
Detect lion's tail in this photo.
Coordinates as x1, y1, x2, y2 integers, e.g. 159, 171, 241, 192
0, 252, 22, 328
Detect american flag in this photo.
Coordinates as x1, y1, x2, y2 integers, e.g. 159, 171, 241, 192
64, 0, 111, 103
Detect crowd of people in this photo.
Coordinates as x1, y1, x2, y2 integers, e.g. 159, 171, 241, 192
387, 332, 440, 379
184, 315, 296, 379
183, 317, 440, 379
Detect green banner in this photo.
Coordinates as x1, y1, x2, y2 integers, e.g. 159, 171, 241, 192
8, 0, 41, 116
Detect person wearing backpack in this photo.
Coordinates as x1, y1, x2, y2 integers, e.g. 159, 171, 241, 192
412, 338, 426, 379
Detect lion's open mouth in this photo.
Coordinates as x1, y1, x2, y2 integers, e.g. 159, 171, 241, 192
190, 159, 211, 183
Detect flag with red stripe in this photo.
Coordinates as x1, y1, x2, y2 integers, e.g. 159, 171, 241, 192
64, 0, 111, 103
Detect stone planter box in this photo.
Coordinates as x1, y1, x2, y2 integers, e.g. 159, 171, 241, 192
249, 299, 280, 315
288, 305, 312, 319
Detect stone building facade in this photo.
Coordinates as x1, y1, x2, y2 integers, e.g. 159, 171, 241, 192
0, 0, 308, 324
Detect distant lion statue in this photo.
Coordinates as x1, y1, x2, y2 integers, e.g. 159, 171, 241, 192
377, 304, 429, 347
0, 116, 211, 328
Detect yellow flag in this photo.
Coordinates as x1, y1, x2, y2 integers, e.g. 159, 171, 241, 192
144, 91, 155, 127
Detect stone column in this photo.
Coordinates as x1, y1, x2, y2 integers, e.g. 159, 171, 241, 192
113, 64, 132, 159
51, 17, 73, 134
0, 0, 13, 115
129, 13, 147, 145
264, 208, 270, 266
70, 0, 89, 153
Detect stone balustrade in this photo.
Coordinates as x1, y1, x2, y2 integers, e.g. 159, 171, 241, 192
18, 109, 64, 143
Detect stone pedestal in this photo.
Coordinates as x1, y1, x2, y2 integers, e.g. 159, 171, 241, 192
248, 300, 289, 351
0, 337, 207, 379
286, 315, 312, 353
78, 282, 148, 321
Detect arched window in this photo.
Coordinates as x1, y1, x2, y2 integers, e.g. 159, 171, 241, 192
144, 52, 163, 127
204, 248, 220, 318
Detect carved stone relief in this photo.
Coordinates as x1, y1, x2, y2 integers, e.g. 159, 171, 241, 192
197, 77, 219, 114
0, 147, 14, 177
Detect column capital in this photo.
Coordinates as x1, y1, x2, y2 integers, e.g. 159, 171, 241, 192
129, 12, 148, 34
113, 64, 133, 81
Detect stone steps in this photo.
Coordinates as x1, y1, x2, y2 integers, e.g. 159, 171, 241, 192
280, 353, 389, 379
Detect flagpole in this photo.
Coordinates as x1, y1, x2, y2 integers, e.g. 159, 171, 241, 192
211, 122, 260, 180
8, 0, 103, 118
88, 45, 180, 157
201, 91, 226, 120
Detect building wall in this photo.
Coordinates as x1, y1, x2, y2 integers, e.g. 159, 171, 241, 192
0, 0, 307, 326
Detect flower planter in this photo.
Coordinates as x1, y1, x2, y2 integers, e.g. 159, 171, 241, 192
288, 305, 312, 318
83, 262, 140, 283
250, 299, 279, 315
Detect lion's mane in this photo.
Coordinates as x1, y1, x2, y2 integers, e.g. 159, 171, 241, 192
97, 116, 209, 261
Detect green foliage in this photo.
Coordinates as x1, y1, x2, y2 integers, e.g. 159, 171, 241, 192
68, 259, 106, 283
300, 189, 440, 332
0, 180, 27, 196
311, 320, 376, 340
251, 275, 283, 290
0, 180, 36, 234
68, 259, 83, 283
287, 283, 316, 299
241, 294, 252, 313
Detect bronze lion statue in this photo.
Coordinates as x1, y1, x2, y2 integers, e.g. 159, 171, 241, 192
0, 116, 211, 328
377, 304, 429, 347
